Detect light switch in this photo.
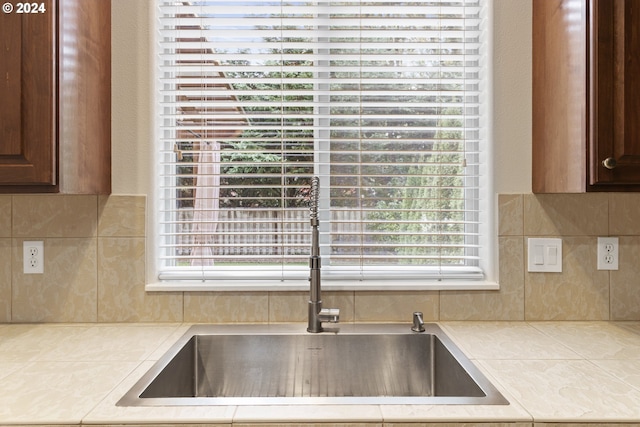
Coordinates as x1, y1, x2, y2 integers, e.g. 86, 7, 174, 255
534, 245, 544, 265
547, 246, 558, 265
528, 238, 562, 273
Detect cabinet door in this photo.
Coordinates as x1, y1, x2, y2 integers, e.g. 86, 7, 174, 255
0, 1, 56, 189
590, 0, 640, 186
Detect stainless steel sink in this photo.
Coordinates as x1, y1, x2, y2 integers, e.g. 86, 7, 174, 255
117, 323, 508, 406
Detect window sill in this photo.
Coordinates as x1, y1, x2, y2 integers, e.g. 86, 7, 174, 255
145, 279, 500, 292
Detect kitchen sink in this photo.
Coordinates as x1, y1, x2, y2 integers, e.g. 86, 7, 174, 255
117, 323, 508, 406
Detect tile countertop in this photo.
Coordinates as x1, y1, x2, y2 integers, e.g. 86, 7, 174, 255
0, 322, 640, 425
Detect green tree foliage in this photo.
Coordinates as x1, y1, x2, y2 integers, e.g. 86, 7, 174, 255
219, 44, 316, 208
397, 115, 466, 265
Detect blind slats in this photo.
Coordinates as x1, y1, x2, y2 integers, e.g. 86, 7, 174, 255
157, 0, 486, 282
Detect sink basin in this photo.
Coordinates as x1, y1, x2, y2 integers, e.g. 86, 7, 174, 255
117, 324, 508, 406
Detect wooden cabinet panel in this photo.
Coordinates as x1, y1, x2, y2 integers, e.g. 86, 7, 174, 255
0, 2, 56, 187
0, 0, 111, 194
533, 0, 640, 192
58, 0, 111, 194
590, 0, 640, 186
532, 0, 587, 193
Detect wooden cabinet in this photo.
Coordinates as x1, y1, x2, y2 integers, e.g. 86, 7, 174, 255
0, 1, 56, 189
533, 0, 640, 192
0, 0, 111, 194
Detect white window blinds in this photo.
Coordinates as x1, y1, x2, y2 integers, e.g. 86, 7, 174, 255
156, 0, 488, 283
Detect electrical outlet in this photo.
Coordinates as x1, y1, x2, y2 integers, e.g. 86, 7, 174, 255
23, 241, 44, 274
597, 237, 619, 270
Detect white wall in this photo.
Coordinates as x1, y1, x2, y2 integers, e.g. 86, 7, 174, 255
112, 0, 153, 195
110, 0, 533, 196
491, 0, 532, 193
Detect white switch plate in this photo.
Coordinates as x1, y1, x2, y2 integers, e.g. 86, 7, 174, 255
527, 238, 562, 273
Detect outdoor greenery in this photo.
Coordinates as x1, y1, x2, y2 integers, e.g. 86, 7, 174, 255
174, 12, 471, 266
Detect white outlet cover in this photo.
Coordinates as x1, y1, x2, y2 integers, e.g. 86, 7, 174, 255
597, 237, 619, 270
527, 238, 562, 273
23, 241, 44, 274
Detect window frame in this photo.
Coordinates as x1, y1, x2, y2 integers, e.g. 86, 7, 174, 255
147, 0, 497, 292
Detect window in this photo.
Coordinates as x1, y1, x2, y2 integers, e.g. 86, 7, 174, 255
154, 0, 493, 288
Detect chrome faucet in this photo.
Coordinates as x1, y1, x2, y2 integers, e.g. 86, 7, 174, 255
307, 176, 340, 333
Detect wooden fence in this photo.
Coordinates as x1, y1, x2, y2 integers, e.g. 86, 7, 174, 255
177, 208, 363, 259
178, 208, 307, 258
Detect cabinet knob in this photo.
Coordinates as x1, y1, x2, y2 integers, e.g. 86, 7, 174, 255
602, 157, 617, 170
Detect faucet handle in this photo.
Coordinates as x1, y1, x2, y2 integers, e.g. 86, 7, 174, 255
319, 308, 340, 323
